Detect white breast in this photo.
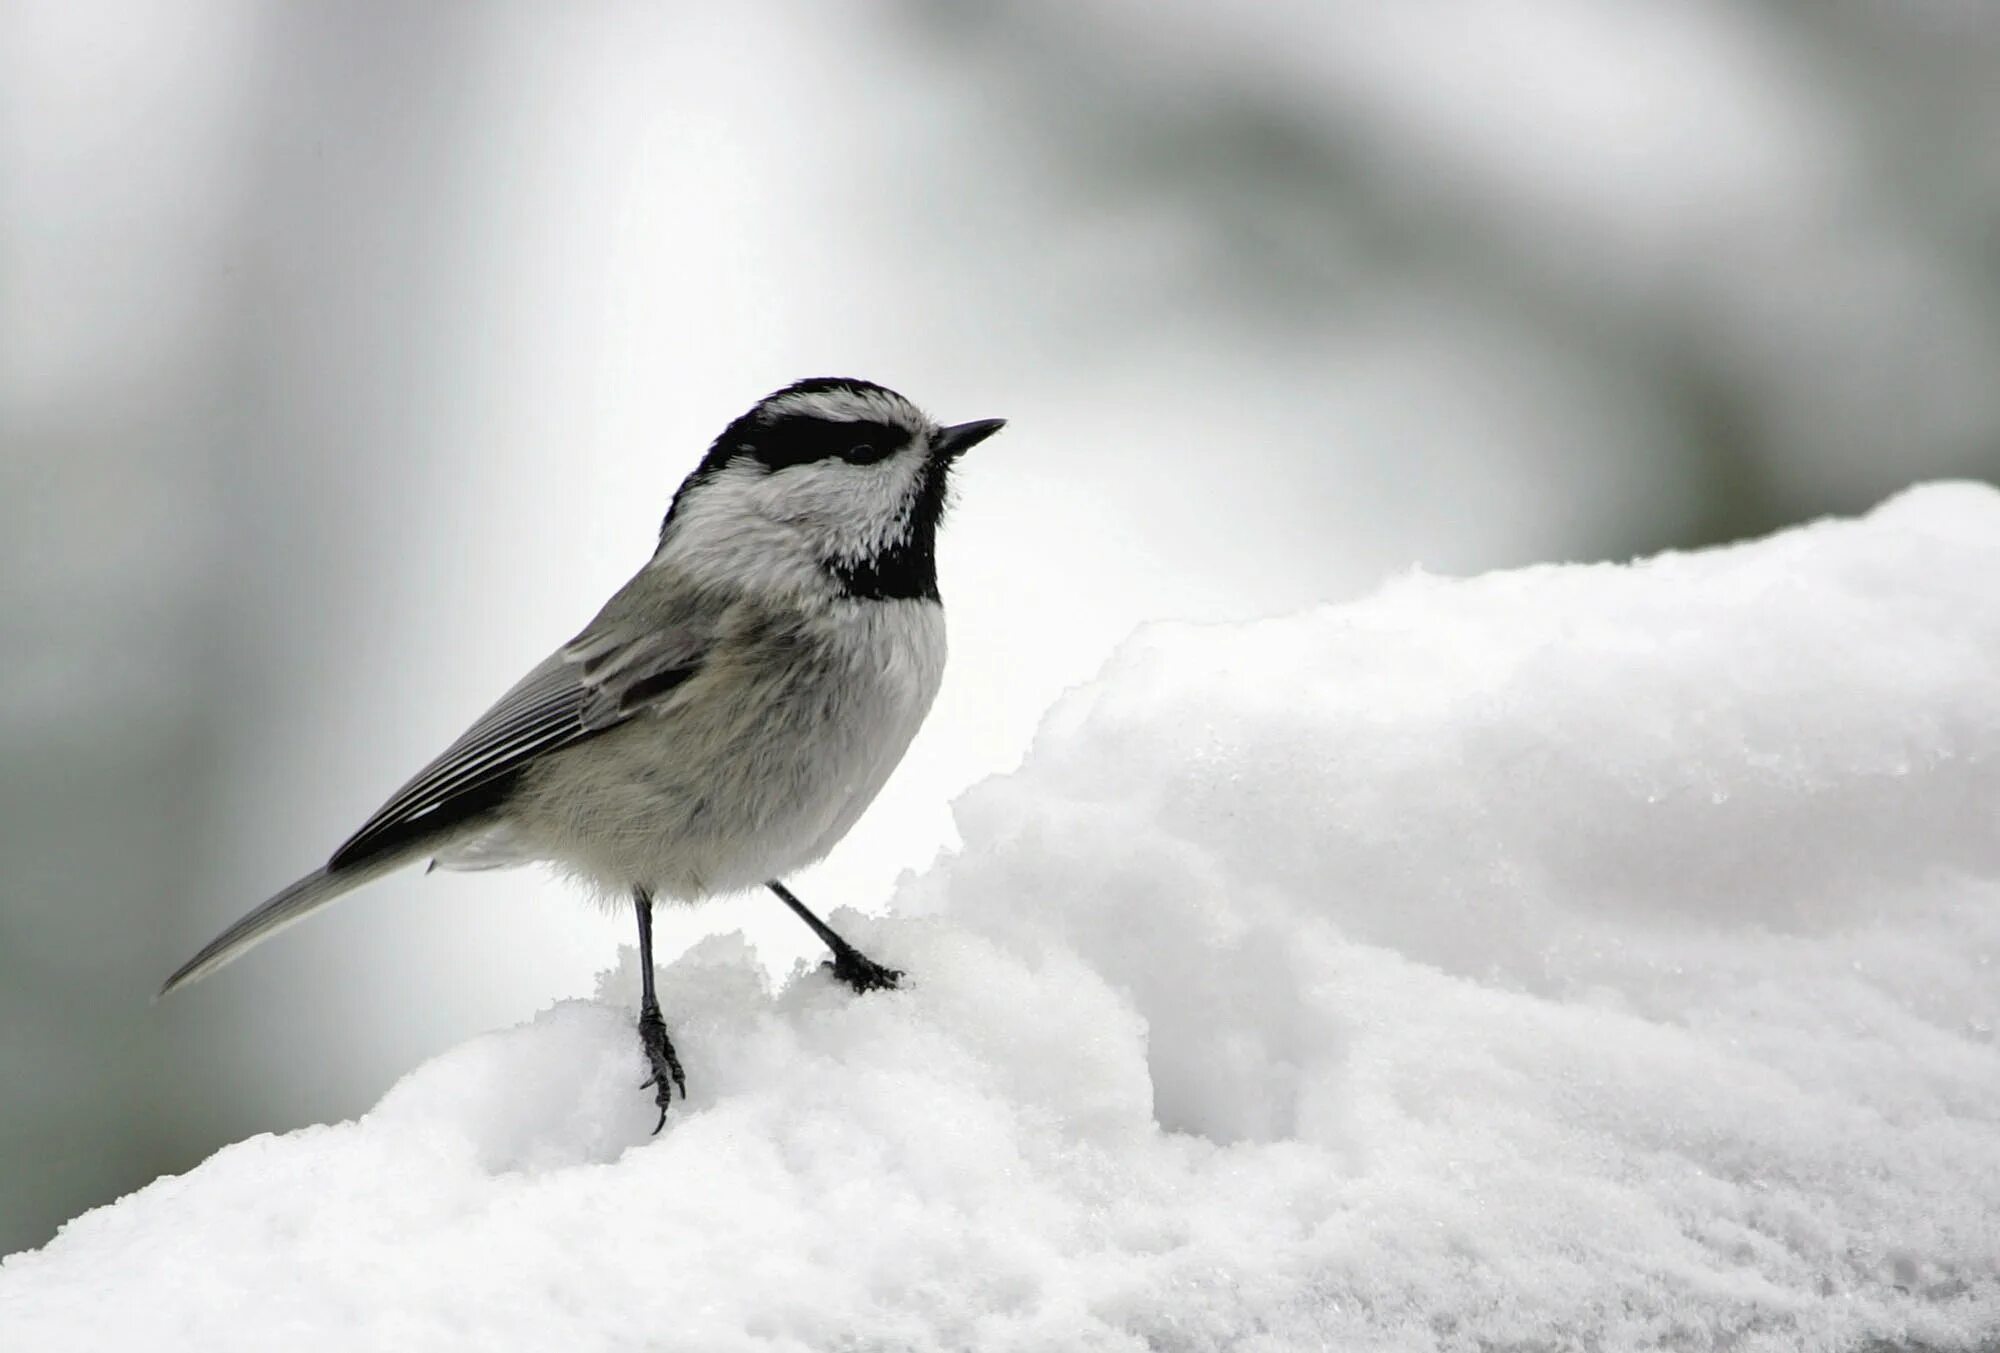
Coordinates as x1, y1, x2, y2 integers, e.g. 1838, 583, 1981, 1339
795, 600, 949, 863
506, 597, 947, 903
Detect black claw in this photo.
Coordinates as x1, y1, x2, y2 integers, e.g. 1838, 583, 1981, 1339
637, 1003, 685, 1133
827, 948, 903, 994
768, 882, 904, 995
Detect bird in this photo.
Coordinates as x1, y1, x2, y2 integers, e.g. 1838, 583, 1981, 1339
160, 377, 1005, 1130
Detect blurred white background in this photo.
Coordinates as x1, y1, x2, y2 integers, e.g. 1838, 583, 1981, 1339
4, 0, 1998, 1254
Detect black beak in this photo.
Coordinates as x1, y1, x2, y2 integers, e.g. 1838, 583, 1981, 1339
933, 418, 1006, 458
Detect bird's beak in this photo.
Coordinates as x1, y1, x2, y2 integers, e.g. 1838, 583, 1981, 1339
932, 418, 1007, 458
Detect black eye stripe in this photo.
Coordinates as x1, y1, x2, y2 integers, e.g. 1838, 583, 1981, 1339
752, 417, 909, 470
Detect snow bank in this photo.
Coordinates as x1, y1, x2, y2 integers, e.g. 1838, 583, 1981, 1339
7, 483, 2000, 1351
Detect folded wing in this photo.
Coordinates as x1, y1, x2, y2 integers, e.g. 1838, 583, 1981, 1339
328, 602, 711, 871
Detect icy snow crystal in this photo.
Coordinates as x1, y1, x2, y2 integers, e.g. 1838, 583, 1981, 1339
5, 484, 1999, 1351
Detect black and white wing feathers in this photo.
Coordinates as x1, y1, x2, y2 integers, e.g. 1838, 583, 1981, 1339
161, 576, 719, 995
327, 596, 710, 871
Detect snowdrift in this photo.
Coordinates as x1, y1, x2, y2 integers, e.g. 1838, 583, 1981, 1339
6, 484, 2000, 1351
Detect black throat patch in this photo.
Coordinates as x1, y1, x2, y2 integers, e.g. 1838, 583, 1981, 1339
825, 458, 949, 603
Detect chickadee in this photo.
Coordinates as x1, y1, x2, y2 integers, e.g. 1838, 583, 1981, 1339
162, 377, 1005, 1129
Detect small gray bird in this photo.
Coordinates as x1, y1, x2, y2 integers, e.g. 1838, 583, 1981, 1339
162, 377, 1004, 1128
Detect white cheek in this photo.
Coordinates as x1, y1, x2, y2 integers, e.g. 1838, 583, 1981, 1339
654, 450, 928, 586
757, 449, 927, 564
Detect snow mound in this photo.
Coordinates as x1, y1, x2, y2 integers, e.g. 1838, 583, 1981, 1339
7, 483, 2000, 1351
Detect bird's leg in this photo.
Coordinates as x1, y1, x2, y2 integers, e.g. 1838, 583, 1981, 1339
633, 889, 685, 1132
767, 880, 902, 993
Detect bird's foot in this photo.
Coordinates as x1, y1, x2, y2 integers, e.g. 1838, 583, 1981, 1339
825, 946, 903, 995
636, 1004, 686, 1134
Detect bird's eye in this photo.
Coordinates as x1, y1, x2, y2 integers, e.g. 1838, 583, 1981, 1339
847, 442, 884, 464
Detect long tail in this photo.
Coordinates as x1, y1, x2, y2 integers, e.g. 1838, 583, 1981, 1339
159, 837, 438, 998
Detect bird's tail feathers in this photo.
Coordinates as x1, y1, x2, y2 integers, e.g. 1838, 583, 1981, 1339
158, 838, 435, 998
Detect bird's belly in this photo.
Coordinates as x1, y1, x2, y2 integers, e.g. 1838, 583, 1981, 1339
508, 600, 945, 901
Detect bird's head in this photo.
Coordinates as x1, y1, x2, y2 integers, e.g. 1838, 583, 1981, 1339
656, 378, 1004, 602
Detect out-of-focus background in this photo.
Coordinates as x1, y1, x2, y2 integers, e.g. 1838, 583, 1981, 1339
2, 0, 1996, 1255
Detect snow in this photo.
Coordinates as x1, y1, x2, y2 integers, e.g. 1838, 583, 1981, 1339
6, 482, 2000, 1351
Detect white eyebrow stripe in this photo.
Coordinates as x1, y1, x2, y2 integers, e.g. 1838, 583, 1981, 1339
762, 387, 929, 430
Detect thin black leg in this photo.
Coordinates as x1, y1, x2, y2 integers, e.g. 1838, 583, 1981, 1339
766, 880, 902, 993
633, 888, 685, 1132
